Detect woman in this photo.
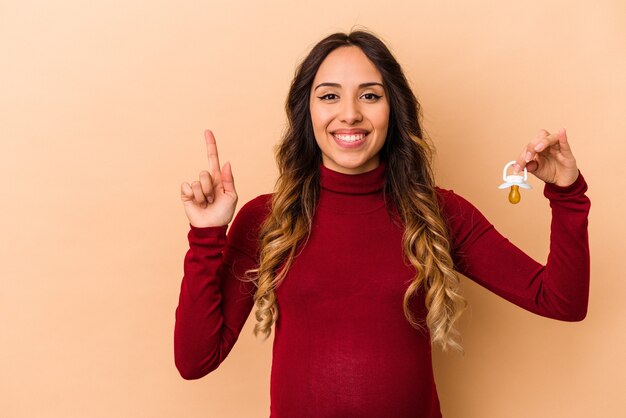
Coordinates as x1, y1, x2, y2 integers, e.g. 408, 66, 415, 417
175, 30, 590, 417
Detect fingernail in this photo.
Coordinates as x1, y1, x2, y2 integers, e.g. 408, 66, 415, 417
207, 196, 214, 204
534, 143, 545, 152
525, 152, 532, 163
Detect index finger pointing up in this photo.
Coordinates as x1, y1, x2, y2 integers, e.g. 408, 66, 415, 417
204, 129, 221, 175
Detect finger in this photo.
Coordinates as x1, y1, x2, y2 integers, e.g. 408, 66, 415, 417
516, 129, 557, 172
525, 160, 539, 173
515, 130, 545, 171
515, 148, 528, 173
204, 129, 222, 177
515, 140, 537, 172
191, 181, 208, 208
530, 129, 560, 154
180, 182, 194, 201
557, 128, 575, 158
199, 170, 215, 204
221, 161, 237, 194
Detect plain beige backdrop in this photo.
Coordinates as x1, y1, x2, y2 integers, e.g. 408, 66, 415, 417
1, 0, 625, 417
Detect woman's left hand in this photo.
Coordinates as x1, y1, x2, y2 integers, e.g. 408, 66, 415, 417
514, 128, 579, 188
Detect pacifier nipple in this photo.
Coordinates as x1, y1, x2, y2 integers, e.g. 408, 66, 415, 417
498, 160, 532, 204
508, 185, 521, 204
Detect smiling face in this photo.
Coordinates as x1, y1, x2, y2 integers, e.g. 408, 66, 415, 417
309, 46, 390, 175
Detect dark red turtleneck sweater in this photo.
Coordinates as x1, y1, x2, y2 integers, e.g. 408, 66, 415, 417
174, 161, 590, 417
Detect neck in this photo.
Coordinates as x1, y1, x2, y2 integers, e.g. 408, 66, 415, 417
317, 161, 387, 214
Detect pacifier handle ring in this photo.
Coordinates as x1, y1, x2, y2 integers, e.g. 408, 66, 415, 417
503, 160, 528, 181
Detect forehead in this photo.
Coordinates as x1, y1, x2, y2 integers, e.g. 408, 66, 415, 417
313, 46, 383, 84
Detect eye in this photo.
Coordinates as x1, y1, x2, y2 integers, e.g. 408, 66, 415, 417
361, 93, 382, 101
318, 93, 339, 101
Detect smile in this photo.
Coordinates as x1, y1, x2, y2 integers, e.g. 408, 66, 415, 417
331, 133, 369, 148
333, 133, 366, 142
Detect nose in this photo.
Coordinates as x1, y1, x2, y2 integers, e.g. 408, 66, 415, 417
339, 98, 363, 124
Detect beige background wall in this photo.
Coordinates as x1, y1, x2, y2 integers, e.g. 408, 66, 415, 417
1, 0, 624, 417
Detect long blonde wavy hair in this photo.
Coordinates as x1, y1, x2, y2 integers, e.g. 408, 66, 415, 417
244, 30, 467, 352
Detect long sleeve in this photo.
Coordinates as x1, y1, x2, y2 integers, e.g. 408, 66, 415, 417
174, 195, 270, 380
438, 172, 591, 321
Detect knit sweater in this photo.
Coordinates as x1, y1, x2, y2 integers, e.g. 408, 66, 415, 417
174, 161, 590, 417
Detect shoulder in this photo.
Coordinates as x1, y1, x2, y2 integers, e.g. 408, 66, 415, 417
234, 193, 273, 227
434, 186, 477, 220
236, 193, 273, 221
227, 193, 273, 250
434, 186, 494, 249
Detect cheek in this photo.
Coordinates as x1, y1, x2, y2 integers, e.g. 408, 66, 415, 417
310, 106, 333, 131
375, 106, 390, 131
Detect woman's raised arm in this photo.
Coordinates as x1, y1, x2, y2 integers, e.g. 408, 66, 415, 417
439, 175, 590, 321
175, 130, 266, 379
439, 128, 590, 320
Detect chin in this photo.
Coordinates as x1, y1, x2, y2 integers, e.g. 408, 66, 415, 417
329, 156, 378, 174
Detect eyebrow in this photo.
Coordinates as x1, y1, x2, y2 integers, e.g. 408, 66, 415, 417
313, 82, 384, 91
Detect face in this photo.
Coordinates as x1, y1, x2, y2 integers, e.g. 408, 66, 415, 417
309, 46, 390, 175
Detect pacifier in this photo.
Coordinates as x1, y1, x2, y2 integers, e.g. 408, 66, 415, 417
498, 160, 532, 204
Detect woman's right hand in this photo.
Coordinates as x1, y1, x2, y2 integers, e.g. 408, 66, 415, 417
180, 129, 238, 228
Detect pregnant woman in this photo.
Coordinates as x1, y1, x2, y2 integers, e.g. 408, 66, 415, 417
175, 30, 590, 417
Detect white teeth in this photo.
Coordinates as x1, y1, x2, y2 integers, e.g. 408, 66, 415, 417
334, 134, 366, 142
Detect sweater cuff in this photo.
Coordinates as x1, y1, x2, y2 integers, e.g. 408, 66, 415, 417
189, 223, 228, 239
543, 170, 587, 200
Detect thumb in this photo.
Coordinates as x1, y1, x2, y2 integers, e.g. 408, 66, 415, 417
525, 160, 539, 173
180, 182, 194, 201
221, 161, 236, 194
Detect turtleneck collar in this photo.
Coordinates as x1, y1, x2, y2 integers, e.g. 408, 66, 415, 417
319, 160, 386, 195
318, 161, 387, 214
